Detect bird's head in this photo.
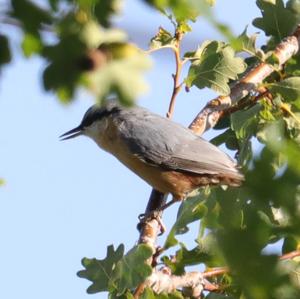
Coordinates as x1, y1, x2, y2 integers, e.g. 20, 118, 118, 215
60, 101, 121, 141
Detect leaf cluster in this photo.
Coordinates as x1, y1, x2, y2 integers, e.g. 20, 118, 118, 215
0, 0, 151, 104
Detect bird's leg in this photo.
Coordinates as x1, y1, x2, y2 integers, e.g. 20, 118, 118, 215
137, 190, 168, 235
138, 210, 166, 235
159, 197, 181, 211
138, 196, 182, 235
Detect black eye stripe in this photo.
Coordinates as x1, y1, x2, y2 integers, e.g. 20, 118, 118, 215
81, 106, 121, 128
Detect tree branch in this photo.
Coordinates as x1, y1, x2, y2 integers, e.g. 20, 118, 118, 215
189, 25, 300, 135
143, 250, 300, 297
280, 250, 300, 261
145, 269, 205, 297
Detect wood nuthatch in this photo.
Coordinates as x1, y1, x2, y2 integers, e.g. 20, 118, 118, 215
60, 102, 244, 203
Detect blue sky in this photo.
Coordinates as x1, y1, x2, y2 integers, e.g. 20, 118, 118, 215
0, 1, 261, 298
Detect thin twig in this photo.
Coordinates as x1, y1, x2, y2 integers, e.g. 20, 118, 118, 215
167, 30, 184, 118
280, 250, 300, 261
280, 103, 300, 124
145, 45, 176, 55
202, 267, 229, 278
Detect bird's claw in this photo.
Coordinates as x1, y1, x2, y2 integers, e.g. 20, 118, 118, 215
137, 210, 166, 235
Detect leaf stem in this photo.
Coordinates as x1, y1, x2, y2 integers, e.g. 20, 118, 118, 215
167, 30, 184, 119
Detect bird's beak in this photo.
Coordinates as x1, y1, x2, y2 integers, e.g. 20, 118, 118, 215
60, 125, 83, 141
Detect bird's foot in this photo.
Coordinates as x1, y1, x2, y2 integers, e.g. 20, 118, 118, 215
137, 210, 166, 235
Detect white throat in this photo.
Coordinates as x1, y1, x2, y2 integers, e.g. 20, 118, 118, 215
84, 118, 109, 145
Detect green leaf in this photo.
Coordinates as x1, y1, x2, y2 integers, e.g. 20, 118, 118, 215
285, 54, 300, 76
231, 105, 261, 165
149, 27, 175, 50
231, 105, 261, 140
88, 51, 152, 105
282, 237, 299, 254
0, 178, 5, 186
78, 244, 152, 295
284, 114, 300, 144
0, 35, 11, 67
91, 0, 122, 28
218, 228, 282, 299
206, 294, 236, 299
77, 244, 124, 294
259, 98, 277, 121
162, 238, 218, 275
43, 14, 150, 104
186, 41, 246, 95
21, 33, 43, 57
214, 188, 248, 229
253, 0, 300, 42
210, 129, 239, 151
48, 0, 59, 11
164, 196, 207, 249
141, 288, 184, 299
113, 244, 153, 294
235, 27, 261, 58
214, 115, 230, 130
80, 23, 127, 48
143, 0, 211, 22
109, 290, 135, 299
10, 0, 52, 44
42, 34, 86, 102
269, 77, 300, 104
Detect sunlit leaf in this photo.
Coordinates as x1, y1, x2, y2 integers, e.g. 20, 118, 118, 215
78, 244, 152, 295
88, 51, 152, 105
186, 41, 246, 95
235, 27, 261, 58
149, 27, 175, 50
113, 244, 153, 294
21, 33, 43, 57
143, 0, 212, 22
269, 77, 300, 106
77, 244, 124, 293
253, 0, 300, 42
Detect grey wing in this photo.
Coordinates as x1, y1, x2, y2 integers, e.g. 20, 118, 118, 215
117, 107, 241, 177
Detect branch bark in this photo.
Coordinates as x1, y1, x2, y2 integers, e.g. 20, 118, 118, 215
143, 251, 300, 297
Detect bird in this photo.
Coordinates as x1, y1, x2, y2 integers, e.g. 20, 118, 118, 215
60, 101, 244, 207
